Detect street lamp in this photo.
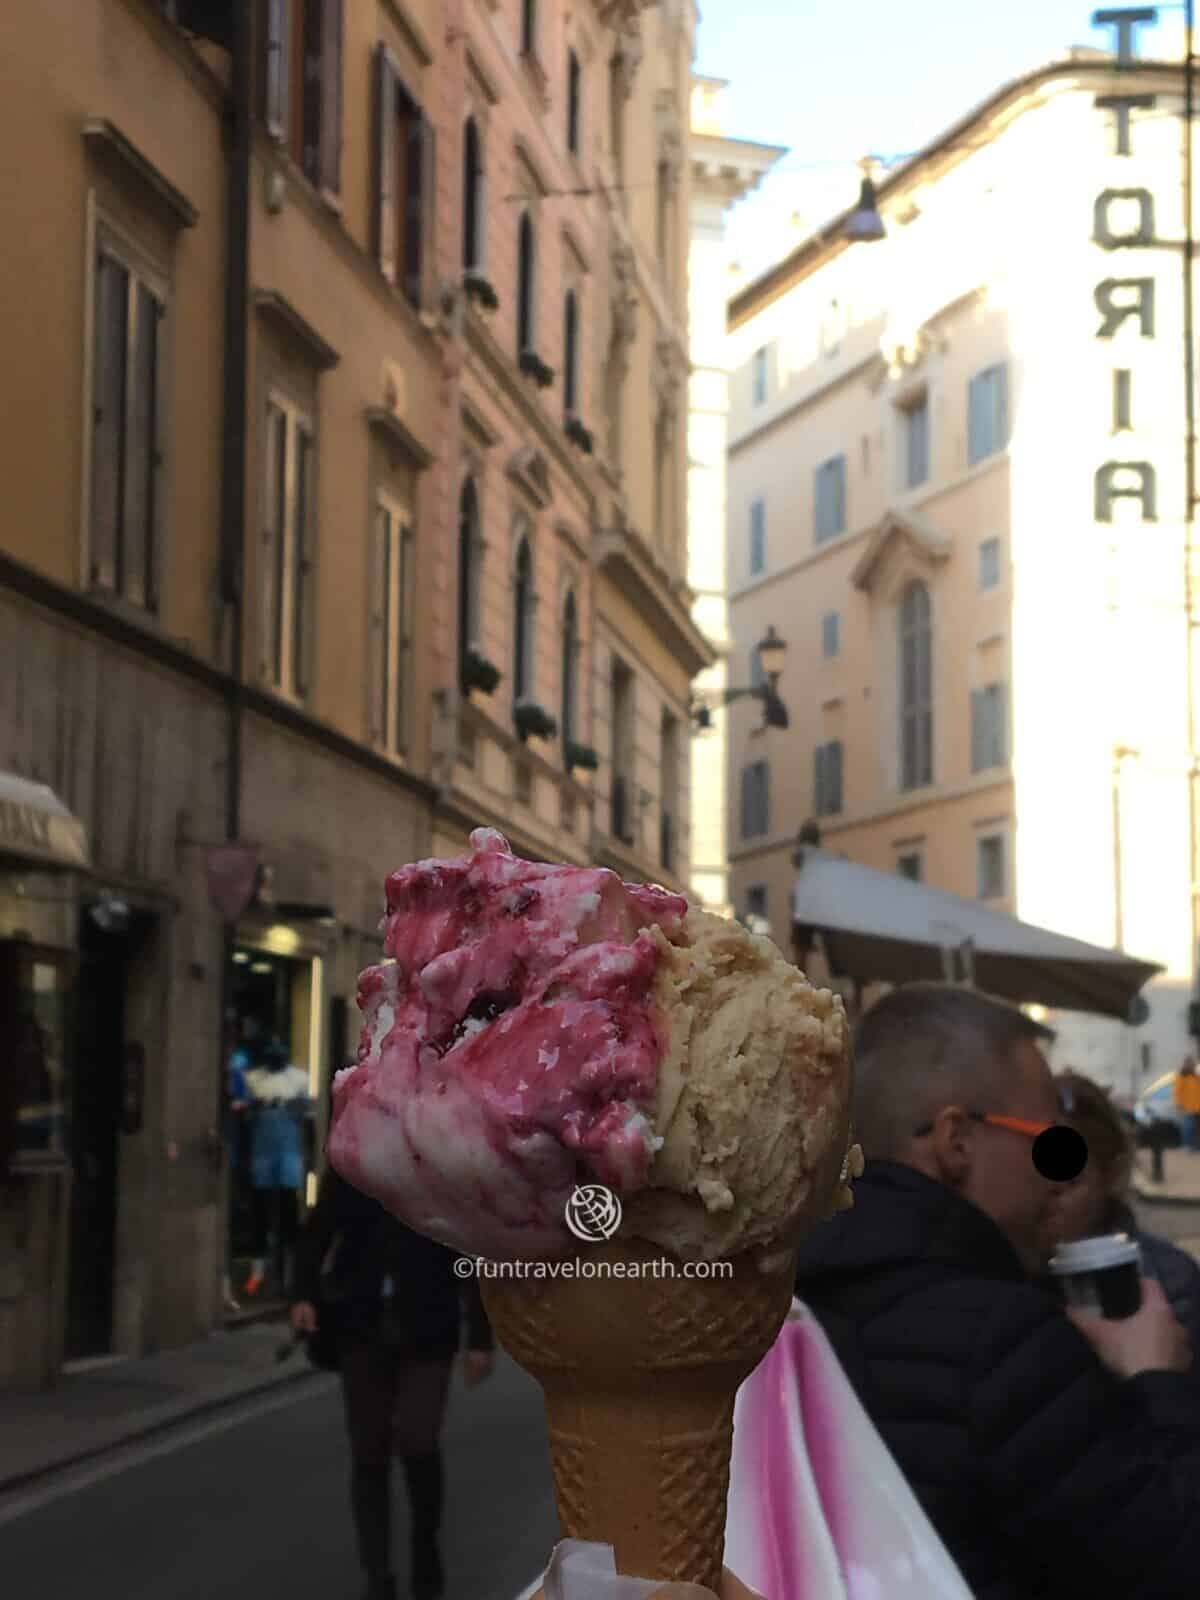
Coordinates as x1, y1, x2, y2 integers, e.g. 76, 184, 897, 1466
690, 624, 789, 731
843, 160, 886, 243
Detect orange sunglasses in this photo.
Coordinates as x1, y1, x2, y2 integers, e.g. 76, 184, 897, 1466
912, 1110, 1056, 1140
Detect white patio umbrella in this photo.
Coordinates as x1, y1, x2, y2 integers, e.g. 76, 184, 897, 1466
791, 848, 1162, 1021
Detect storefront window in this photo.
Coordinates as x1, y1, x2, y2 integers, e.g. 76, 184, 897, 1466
224, 942, 320, 1306
1, 945, 71, 1175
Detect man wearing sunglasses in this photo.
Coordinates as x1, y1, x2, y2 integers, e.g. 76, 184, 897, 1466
794, 981, 1200, 1600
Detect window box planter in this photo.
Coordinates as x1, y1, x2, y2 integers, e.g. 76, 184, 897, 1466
565, 740, 598, 773
463, 272, 499, 311
514, 698, 557, 742
461, 646, 502, 696
564, 414, 594, 454
519, 350, 556, 390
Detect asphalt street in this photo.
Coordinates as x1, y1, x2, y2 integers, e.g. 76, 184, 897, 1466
1131, 1197, 1200, 1249
0, 1351, 558, 1600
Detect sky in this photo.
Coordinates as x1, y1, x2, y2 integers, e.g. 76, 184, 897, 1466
693, 0, 1187, 274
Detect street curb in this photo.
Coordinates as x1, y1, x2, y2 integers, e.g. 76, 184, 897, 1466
1132, 1185, 1200, 1207
0, 1353, 323, 1501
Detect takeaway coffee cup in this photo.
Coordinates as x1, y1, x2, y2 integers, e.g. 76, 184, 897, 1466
1048, 1233, 1143, 1320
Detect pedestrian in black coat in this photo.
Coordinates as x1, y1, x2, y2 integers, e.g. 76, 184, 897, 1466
1045, 1069, 1200, 1358
794, 983, 1200, 1600
290, 1162, 494, 1600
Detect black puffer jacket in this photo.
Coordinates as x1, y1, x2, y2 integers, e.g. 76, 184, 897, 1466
292, 1165, 492, 1356
794, 1161, 1200, 1600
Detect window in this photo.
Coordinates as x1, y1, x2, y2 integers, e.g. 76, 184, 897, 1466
978, 536, 1001, 590
563, 290, 580, 418
520, 0, 537, 55
968, 363, 1009, 466
561, 590, 579, 752
971, 682, 1008, 773
261, 0, 343, 198
369, 498, 413, 753
903, 392, 929, 489
814, 741, 844, 817
740, 760, 770, 838
821, 612, 841, 659
749, 644, 764, 690
899, 580, 933, 790
814, 455, 847, 544
517, 212, 537, 355
653, 409, 669, 548
659, 157, 678, 276
260, 396, 315, 698
896, 851, 923, 881
457, 478, 482, 687
611, 659, 635, 844
513, 535, 534, 702
660, 713, 680, 872
977, 833, 1007, 900
88, 244, 167, 611
608, 55, 625, 190
745, 884, 768, 921
748, 497, 766, 575
462, 117, 485, 273
752, 347, 768, 406
567, 49, 582, 156
373, 46, 435, 308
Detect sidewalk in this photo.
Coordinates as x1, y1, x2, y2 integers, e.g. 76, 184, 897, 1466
0, 1314, 322, 1496
1132, 1145, 1200, 1207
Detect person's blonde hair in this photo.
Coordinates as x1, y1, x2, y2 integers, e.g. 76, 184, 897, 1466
1056, 1069, 1134, 1197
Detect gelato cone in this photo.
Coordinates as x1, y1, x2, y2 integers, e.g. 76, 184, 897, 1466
482, 1239, 796, 1591
327, 829, 859, 1586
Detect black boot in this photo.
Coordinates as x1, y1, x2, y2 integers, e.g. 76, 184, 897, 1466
401, 1451, 445, 1600
351, 1460, 394, 1600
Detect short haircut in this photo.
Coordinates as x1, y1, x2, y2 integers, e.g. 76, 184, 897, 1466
852, 983, 1056, 1161
1056, 1069, 1133, 1197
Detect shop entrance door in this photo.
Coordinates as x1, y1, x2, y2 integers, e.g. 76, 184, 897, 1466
65, 908, 150, 1360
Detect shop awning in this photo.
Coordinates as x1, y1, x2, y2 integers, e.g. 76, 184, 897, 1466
0, 773, 90, 872
791, 848, 1162, 1021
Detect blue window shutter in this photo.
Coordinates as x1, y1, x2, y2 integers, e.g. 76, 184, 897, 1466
835, 455, 846, 532
968, 374, 980, 465
996, 364, 1009, 450
831, 740, 843, 812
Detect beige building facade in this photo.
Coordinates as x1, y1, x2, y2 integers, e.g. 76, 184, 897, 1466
726, 44, 1199, 1093
0, 0, 705, 1390
686, 75, 783, 917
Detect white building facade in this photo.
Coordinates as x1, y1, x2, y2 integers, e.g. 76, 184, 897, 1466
724, 38, 1198, 1095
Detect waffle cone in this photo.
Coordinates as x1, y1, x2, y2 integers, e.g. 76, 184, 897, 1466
482, 1237, 795, 1590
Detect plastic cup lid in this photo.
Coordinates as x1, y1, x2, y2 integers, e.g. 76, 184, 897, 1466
1048, 1233, 1141, 1274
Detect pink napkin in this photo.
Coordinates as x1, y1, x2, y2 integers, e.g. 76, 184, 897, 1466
724, 1302, 974, 1599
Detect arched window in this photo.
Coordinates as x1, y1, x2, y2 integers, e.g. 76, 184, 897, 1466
561, 590, 579, 750
458, 478, 481, 685
899, 580, 933, 791
513, 535, 534, 702
563, 289, 579, 418
462, 118, 483, 273
517, 213, 536, 355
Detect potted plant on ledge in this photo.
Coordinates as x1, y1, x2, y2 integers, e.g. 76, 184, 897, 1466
463, 271, 499, 311
513, 698, 557, 743
519, 349, 556, 390
565, 740, 598, 773
564, 413, 594, 454
461, 645, 502, 697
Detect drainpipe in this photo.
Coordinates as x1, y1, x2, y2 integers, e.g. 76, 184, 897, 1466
214, 1, 253, 1157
